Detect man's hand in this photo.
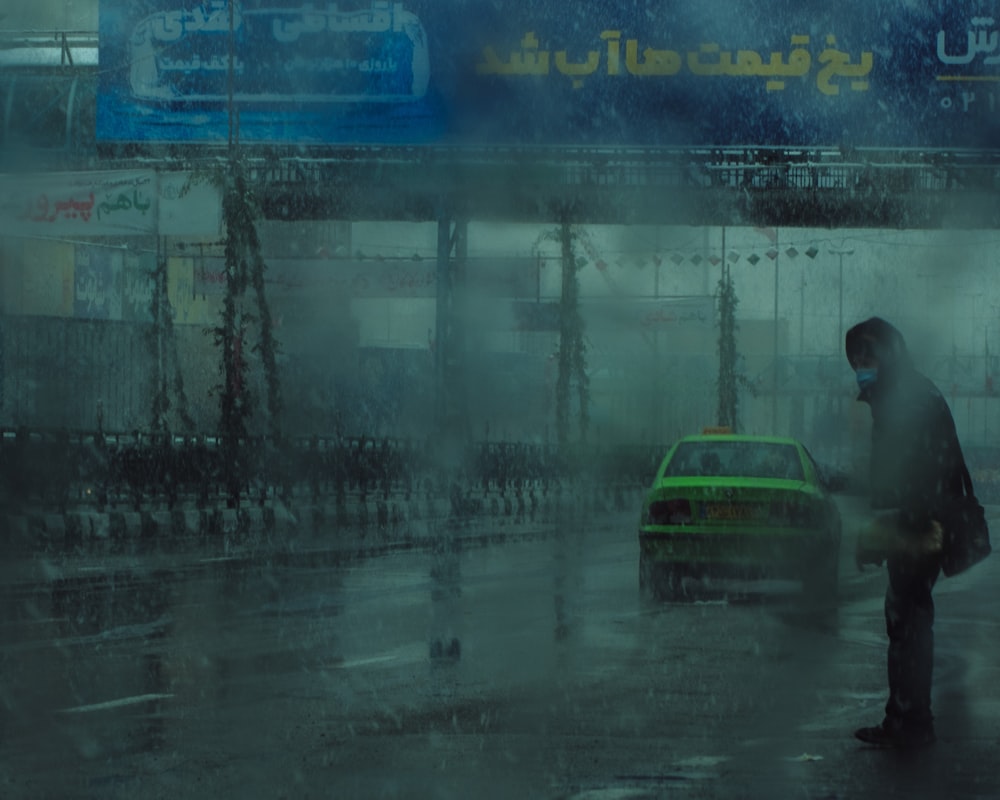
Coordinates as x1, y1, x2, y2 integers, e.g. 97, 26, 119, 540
855, 513, 896, 571
902, 519, 944, 557
855, 526, 887, 570
855, 514, 943, 570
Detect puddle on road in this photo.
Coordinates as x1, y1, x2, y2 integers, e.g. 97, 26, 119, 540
332, 641, 426, 671
566, 756, 730, 799
673, 755, 730, 769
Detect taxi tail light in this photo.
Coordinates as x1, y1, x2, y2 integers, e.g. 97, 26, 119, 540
648, 498, 692, 525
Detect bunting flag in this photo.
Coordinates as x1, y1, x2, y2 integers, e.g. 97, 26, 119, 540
614, 245, 828, 268
484, 246, 829, 275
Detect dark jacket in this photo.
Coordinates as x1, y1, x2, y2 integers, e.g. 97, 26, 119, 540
845, 317, 965, 524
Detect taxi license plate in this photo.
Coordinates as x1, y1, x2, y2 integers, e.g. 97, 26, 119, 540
705, 503, 760, 521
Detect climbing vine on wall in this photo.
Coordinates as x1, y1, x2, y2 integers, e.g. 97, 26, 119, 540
715, 270, 754, 431
148, 251, 195, 434
183, 156, 284, 504
214, 157, 283, 442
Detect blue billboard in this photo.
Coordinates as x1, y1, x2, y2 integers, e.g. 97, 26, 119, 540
97, 1, 1000, 149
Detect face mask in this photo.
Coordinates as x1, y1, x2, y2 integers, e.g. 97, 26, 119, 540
856, 367, 878, 391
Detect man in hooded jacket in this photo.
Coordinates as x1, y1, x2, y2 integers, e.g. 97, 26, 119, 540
845, 316, 965, 748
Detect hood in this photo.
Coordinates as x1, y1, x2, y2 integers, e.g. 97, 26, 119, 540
845, 317, 913, 400
845, 317, 912, 371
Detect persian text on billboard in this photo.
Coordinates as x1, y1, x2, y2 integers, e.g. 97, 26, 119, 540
0, 171, 158, 238
97, 1, 1000, 149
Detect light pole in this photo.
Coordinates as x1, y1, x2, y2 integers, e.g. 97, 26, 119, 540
829, 245, 854, 352
772, 231, 779, 431
798, 270, 806, 353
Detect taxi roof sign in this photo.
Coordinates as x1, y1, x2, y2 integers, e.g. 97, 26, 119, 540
702, 426, 733, 435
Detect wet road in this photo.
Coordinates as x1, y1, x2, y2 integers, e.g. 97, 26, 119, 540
2, 497, 999, 799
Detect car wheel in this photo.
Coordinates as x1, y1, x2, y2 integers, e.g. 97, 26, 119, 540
639, 551, 654, 599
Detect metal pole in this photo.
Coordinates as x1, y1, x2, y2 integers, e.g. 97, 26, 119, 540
829, 246, 854, 354
799, 271, 805, 353
654, 253, 660, 299
156, 237, 165, 431
772, 230, 779, 431
227, 0, 235, 149
435, 211, 451, 433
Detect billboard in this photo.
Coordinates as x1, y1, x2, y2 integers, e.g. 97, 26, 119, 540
98, 1, 1000, 150
0, 170, 157, 237
0, 170, 222, 239
74, 245, 123, 320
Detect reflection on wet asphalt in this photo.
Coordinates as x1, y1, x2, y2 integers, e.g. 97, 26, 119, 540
1, 500, 999, 798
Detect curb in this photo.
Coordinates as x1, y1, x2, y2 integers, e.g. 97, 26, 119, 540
1, 487, 647, 584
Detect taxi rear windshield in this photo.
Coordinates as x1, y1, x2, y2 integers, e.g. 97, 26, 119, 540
664, 441, 804, 481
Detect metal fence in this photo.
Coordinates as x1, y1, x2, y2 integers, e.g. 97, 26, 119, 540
0, 316, 154, 432
0, 427, 666, 514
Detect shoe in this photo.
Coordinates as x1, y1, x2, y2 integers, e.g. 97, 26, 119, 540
854, 722, 935, 749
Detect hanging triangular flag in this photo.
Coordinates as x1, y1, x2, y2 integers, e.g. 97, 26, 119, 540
728, 251, 740, 263
747, 253, 761, 266
785, 247, 799, 258
690, 254, 703, 266
805, 245, 819, 259
755, 226, 779, 243
708, 256, 722, 266
766, 249, 779, 260
670, 253, 685, 265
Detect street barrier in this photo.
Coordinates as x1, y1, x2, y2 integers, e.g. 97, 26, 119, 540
0, 427, 663, 516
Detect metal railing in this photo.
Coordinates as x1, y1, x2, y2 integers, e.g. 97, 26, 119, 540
0, 427, 663, 515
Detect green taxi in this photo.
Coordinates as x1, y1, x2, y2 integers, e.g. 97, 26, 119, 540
638, 431, 842, 601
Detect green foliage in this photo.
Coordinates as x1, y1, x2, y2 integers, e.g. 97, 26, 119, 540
212, 156, 283, 462
148, 252, 195, 433
715, 271, 755, 431
537, 221, 590, 446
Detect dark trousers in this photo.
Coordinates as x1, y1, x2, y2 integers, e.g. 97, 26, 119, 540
883, 552, 941, 731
